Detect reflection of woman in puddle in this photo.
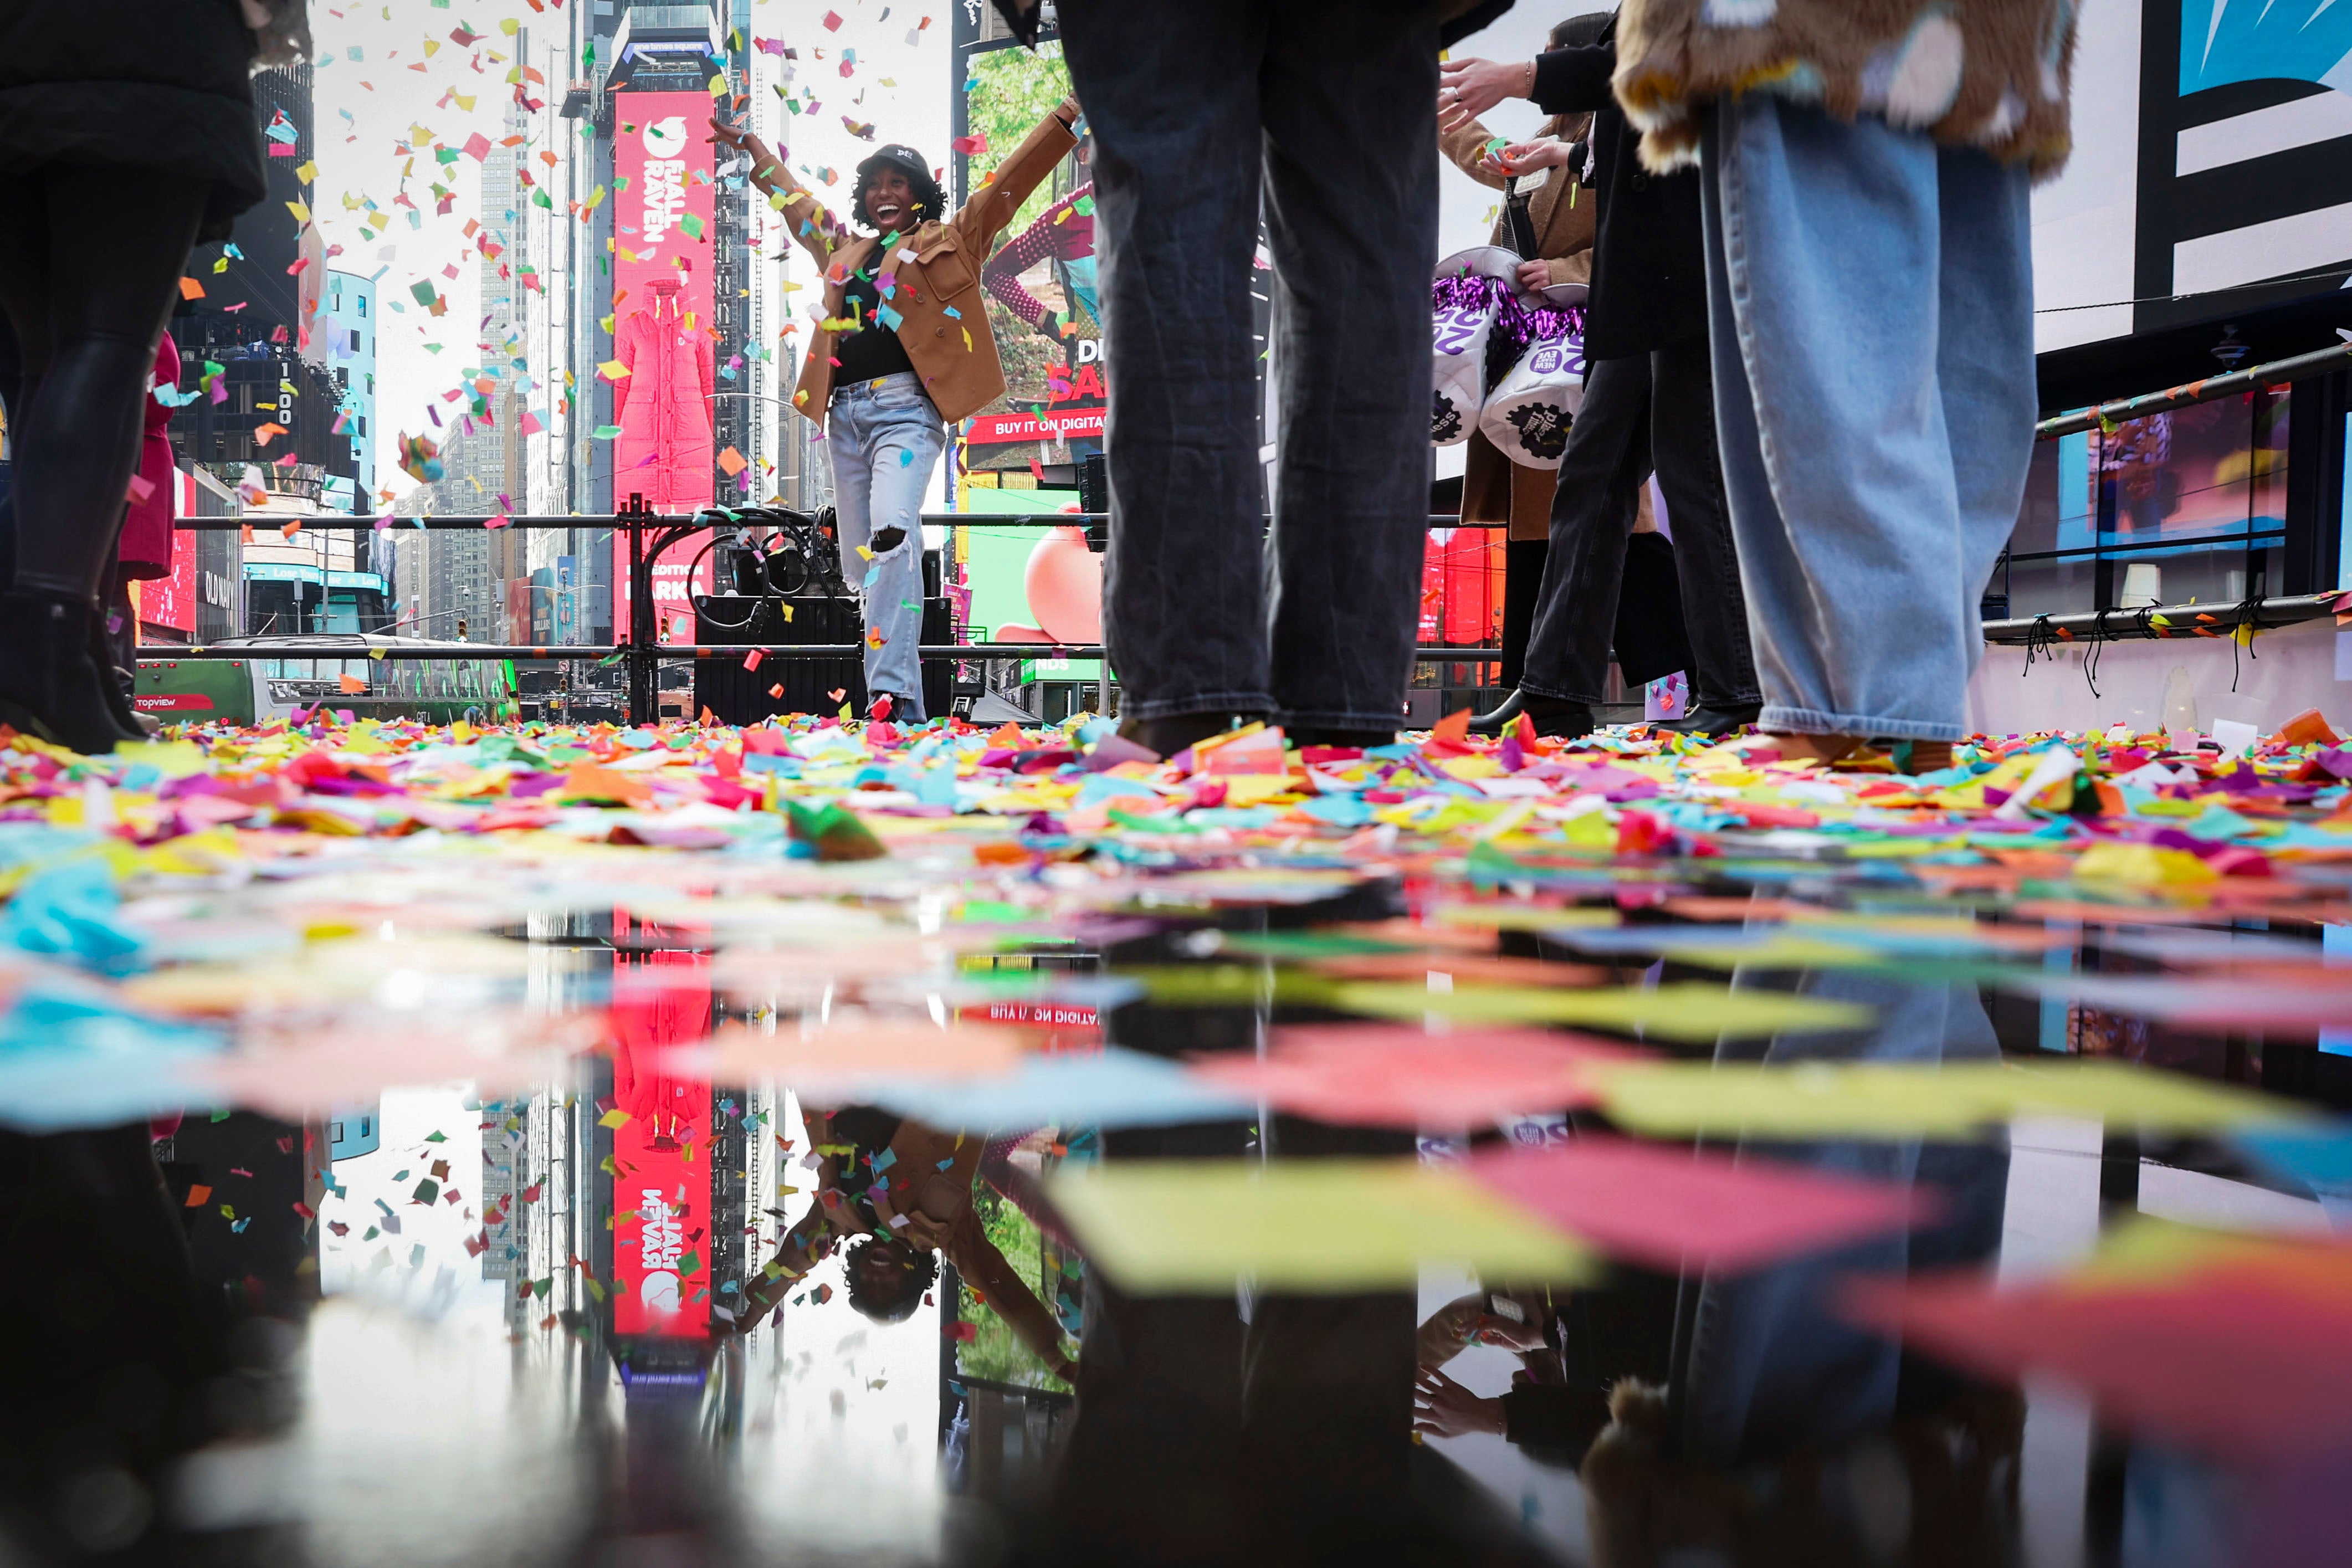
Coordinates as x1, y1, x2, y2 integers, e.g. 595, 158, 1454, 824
738, 1106, 1076, 1381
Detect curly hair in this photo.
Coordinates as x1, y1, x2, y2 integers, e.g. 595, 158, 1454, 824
839, 1236, 941, 1324
851, 157, 945, 234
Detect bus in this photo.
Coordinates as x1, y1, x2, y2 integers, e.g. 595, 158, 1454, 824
136, 634, 520, 726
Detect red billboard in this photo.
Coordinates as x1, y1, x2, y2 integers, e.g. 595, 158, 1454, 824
611, 90, 718, 640
137, 470, 201, 638
608, 949, 713, 1337
965, 407, 1106, 447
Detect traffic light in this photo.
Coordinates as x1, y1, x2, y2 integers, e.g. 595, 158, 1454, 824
456, 618, 468, 641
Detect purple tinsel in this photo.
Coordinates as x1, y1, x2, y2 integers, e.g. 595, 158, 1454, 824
1497, 299, 1584, 354
1430, 270, 1584, 356
1431, 271, 1508, 315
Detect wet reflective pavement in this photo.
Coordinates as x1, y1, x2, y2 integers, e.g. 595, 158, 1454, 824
5, 717, 2352, 1565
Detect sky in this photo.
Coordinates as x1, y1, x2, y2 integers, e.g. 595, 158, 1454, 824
301, 1, 1577, 496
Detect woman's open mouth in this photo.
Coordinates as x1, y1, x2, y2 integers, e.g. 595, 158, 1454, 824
873, 203, 903, 225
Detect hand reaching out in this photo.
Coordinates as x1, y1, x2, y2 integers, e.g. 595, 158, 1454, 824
708, 117, 778, 185
1414, 1369, 1507, 1439
1439, 57, 1535, 121
1487, 139, 1572, 179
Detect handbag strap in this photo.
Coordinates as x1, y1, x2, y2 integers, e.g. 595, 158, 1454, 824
1502, 176, 1540, 263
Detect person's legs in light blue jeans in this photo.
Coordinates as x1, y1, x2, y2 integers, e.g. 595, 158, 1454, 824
1700, 95, 2035, 742
828, 373, 941, 719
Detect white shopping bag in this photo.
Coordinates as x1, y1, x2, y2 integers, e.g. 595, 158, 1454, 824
1476, 322, 1585, 469
1430, 247, 1518, 448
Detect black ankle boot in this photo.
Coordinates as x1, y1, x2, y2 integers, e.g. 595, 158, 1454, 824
1658, 702, 1761, 738
86, 616, 152, 741
0, 590, 126, 755
1467, 690, 1525, 736
1523, 694, 1595, 739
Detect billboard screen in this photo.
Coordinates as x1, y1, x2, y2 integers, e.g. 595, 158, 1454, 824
611, 90, 719, 637
138, 469, 202, 638
2032, 0, 2352, 354
608, 949, 713, 1338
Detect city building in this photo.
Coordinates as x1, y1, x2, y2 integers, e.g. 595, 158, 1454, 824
321, 269, 381, 501
390, 423, 511, 642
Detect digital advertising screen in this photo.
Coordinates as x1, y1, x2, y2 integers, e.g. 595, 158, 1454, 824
611, 90, 720, 638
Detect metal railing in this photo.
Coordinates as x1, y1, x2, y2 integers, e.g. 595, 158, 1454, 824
166, 499, 1514, 724
1993, 337, 2352, 649
2033, 337, 2352, 441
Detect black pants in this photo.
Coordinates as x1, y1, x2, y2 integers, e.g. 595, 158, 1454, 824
1497, 538, 1546, 691
0, 164, 204, 601
1520, 339, 1760, 711
1060, 0, 1438, 731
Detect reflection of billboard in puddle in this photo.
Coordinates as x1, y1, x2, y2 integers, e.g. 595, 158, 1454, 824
610, 947, 713, 1338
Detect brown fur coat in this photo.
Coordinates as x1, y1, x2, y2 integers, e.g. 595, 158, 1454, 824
1612, 0, 2078, 178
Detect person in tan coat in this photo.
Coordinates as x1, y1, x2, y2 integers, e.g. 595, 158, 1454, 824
1438, 16, 1596, 551
736, 1105, 1075, 1381
1446, 11, 1690, 730
710, 101, 1079, 721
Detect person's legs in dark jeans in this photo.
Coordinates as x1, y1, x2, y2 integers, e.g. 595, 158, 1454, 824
1257, 0, 1438, 738
1063, 0, 1437, 747
1517, 354, 1653, 715
0, 163, 203, 752
1062, 0, 1274, 739
1238, 1117, 1418, 1557
1646, 335, 1761, 722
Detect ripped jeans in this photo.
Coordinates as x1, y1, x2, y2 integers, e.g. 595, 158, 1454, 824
828, 372, 942, 718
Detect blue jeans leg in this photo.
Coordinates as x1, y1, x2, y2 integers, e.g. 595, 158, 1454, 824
1702, 96, 2034, 741
829, 383, 940, 718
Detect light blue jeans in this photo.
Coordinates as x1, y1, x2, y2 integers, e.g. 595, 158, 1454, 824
828, 372, 942, 719
1701, 96, 2037, 742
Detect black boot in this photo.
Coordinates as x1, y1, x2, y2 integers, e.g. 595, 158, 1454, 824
86, 615, 152, 741
1116, 711, 1253, 761
0, 590, 125, 755
1523, 694, 1595, 740
1657, 703, 1761, 738
1466, 689, 1525, 736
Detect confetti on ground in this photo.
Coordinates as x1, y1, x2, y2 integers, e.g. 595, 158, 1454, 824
2, 709, 2348, 1135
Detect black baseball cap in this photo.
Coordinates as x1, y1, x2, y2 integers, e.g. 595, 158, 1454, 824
852, 145, 945, 229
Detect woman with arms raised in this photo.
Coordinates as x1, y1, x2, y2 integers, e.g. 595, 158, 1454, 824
711, 101, 1080, 723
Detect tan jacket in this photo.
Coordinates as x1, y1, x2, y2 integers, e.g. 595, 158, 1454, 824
1439, 109, 1597, 284
1439, 111, 1597, 540
780, 99, 1080, 429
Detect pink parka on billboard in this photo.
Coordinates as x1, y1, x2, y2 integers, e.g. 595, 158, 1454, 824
612, 282, 715, 511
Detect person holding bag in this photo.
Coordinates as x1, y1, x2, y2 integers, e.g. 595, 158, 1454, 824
713, 98, 1080, 722
1438, 13, 1597, 710
1443, 8, 1761, 740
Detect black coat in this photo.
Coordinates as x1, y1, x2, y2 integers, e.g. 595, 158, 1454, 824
0, 0, 265, 240
995, 0, 1515, 49
1531, 14, 1707, 360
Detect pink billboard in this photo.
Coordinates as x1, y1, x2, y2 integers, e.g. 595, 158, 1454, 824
608, 947, 714, 1338
611, 90, 718, 638
137, 469, 200, 639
